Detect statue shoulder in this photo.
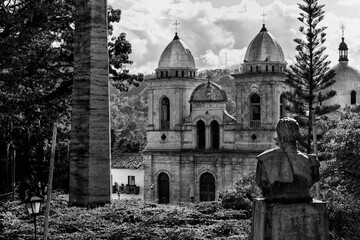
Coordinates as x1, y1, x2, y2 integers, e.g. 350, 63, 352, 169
307, 153, 320, 167
257, 148, 282, 161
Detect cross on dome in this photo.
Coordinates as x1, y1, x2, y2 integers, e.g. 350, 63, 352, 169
261, 12, 267, 25
173, 20, 180, 34
340, 24, 345, 38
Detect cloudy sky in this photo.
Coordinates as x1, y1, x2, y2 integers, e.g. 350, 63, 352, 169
108, 0, 360, 74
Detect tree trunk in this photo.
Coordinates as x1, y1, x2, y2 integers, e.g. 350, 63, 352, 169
69, 0, 111, 207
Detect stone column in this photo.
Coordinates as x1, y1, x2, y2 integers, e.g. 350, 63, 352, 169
69, 0, 110, 207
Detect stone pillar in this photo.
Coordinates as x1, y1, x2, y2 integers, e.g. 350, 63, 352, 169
69, 0, 111, 207
206, 125, 210, 149
252, 198, 329, 240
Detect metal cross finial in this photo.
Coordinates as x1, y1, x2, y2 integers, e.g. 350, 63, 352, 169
340, 24, 345, 38
261, 12, 267, 25
206, 74, 211, 83
173, 20, 180, 33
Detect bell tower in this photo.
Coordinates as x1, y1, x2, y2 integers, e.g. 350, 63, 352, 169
232, 24, 287, 151
146, 24, 202, 150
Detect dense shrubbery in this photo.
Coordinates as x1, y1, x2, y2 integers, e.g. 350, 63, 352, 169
0, 193, 251, 240
319, 171, 360, 240
219, 174, 261, 218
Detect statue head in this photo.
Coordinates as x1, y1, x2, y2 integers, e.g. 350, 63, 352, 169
276, 117, 301, 146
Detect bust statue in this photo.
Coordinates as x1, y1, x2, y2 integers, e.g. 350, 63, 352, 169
255, 117, 320, 202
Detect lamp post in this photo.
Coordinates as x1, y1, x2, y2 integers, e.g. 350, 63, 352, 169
25, 196, 42, 240
150, 183, 154, 202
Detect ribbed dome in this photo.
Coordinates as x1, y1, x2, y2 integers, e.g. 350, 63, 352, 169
158, 33, 196, 69
190, 82, 227, 102
332, 62, 360, 91
326, 62, 360, 107
244, 24, 285, 63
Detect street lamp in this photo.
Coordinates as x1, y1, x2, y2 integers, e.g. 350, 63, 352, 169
25, 196, 42, 240
150, 183, 154, 202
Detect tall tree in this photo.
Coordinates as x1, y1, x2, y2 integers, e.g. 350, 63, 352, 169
285, 0, 340, 153
0, 0, 142, 197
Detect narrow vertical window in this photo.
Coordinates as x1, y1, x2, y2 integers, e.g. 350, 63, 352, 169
181, 70, 184, 77
160, 97, 170, 130
161, 71, 164, 78
175, 71, 178, 77
210, 120, 220, 150
272, 66, 275, 72
166, 71, 168, 77
128, 176, 135, 186
351, 90, 356, 105
266, 65, 268, 72
280, 93, 286, 119
250, 94, 261, 128
197, 120, 206, 149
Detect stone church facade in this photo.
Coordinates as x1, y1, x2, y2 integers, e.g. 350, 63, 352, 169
142, 23, 360, 203
143, 24, 290, 203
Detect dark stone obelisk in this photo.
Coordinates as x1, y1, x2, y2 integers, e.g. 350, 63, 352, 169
69, 0, 111, 207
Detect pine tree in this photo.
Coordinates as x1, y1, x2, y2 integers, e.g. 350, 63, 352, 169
285, 0, 340, 153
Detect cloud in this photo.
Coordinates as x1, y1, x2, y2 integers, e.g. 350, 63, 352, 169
336, 0, 360, 6
108, 0, 360, 74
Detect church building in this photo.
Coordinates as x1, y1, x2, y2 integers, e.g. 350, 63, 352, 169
325, 32, 360, 109
143, 24, 289, 203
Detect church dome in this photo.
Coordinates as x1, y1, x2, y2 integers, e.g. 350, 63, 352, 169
332, 62, 360, 91
244, 25, 285, 63
158, 33, 196, 69
190, 82, 227, 102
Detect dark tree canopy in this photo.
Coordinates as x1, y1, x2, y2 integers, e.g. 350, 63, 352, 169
284, 0, 340, 153
0, 0, 142, 197
321, 106, 360, 197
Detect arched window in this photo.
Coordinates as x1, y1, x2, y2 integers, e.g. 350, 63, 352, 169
196, 120, 206, 149
200, 173, 215, 201
210, 120, 220, 150
158, 173, 170, 204
280, 93, 286, 119
160, 97, 170, 130
351, 90, 356, 105
160, 71, 164, 78
250, 94, 261, 128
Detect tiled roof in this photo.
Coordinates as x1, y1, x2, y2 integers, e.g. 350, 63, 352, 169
111, 152, 144, 169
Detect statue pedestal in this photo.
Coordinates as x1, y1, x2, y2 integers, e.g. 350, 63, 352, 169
251, 198, 329, 240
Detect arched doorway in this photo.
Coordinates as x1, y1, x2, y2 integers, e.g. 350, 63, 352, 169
158, 172, 170, 204
351, 90, 356, 105
196, 120, 206, 149
210, 120, 220, 149
200, 173, 215, 201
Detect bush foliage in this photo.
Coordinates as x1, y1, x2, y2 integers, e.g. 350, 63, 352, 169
0, 193, 251, 240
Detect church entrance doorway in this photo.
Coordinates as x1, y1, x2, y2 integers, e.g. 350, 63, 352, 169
158, 172, 170, 203
200, 172, 215, 201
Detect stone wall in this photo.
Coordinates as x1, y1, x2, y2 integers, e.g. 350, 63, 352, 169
143, 151, 258, 203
